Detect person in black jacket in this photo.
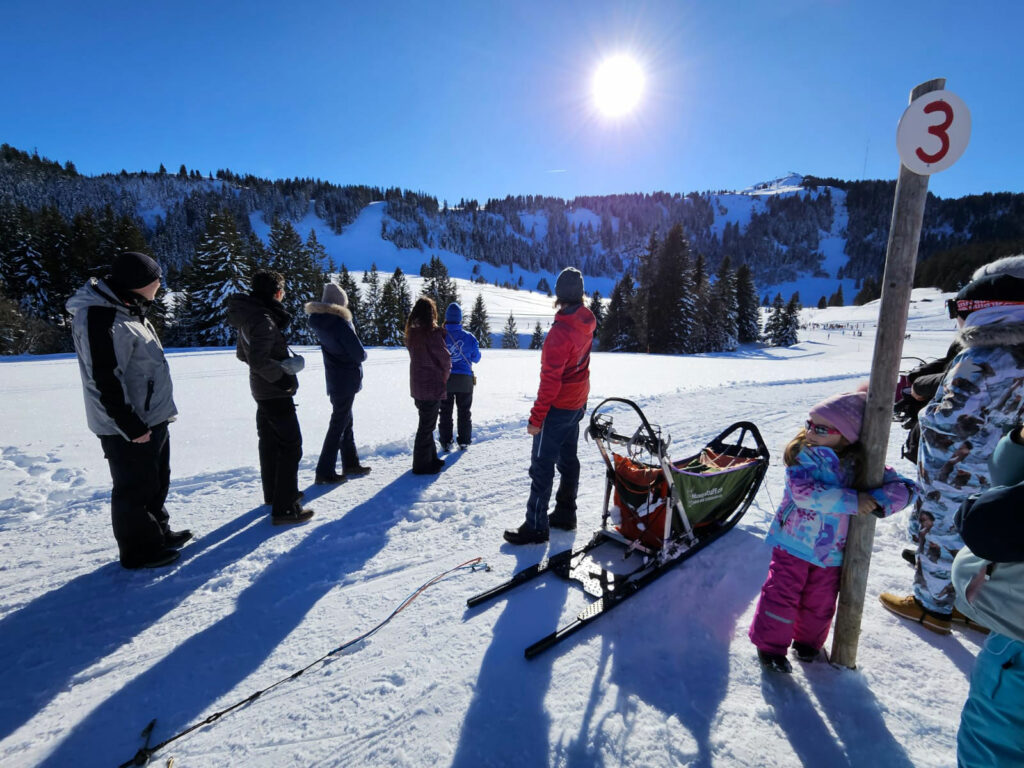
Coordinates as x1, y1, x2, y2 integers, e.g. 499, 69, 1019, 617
305, 283, 371, 484
66, 251, 191, 569
227, 270, 313, 525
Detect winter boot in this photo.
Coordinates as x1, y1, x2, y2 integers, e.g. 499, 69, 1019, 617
272, 503, 314, 526
164, 529, 193, 549
878, 593, 951, 635
951, 607, 990, 634
791, 641, 819, 662
757, 650, 792, 674
122, 548, 181, 570
547, 513, 577, 531
440, 442, 454, 453
314, 472, 347, 485
503, 524, 549, 545
901, 548, 916, 567
458, 443, 469, 450
342, 465, 372, 479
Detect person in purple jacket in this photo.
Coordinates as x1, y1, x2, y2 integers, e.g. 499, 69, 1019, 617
305, 282, 372, 485
405, 297, 451, 475
748, 389, 918, 672
439, 302, 481, 452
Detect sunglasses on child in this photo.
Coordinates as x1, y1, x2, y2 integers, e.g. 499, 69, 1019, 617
805, 419, 842, 436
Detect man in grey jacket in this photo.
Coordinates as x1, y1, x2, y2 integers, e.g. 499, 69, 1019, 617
66, 251, 191, 569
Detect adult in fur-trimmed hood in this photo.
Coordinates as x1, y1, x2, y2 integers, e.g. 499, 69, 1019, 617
305, 282, 371, 483
881, 254, 1024, 634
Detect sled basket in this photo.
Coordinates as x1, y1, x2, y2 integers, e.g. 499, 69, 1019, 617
589, 399, 769, 552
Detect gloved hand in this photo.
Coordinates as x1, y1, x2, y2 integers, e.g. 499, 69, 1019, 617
279, 355, 305, 375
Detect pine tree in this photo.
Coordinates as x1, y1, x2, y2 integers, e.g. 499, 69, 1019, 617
266, 219, 324, 342
421, 255, 460, 313
817, 296, 828, 309
763, 293, 786, 346
529, 321, 545, 349
501, 312, 519, 349
690, 252, 711, 353
588, 290, 606, 340
599, 273, 639, 351
828, 284, 845, 307
188, 210, 250, 345
378, 268, 412, 345
710, 255, 738, 351
467, 293, 491, 348
735, 263, 761, 344
781, 294, 802, 346
337, 263, 361, 320
360, 264, 383, 345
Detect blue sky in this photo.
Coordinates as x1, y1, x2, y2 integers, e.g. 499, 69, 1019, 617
2, 0, 1021, 204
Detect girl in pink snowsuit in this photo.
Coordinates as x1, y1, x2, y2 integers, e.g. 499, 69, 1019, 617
749, 390, 917, 672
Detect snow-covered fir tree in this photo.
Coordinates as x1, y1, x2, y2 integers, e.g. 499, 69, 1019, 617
188, 210, 250, 345
378, 268, 412, 346
735, 263, 761, 344
360, 264, 383, 345
421, 255, 460, 315
529, 321, 544, 349
336, 263, 361, 321
709, 254, 738, 351
467, 293, 491, 348
501, 312, 519, 349
588, 290, 606, 341
599, 272, 639, 351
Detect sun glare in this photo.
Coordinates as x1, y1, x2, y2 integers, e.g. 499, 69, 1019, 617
592, 55, 645, 117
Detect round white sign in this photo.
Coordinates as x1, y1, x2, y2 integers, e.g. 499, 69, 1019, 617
896, 89, 971, 175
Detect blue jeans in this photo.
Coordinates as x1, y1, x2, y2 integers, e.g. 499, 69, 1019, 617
525, 406, 585, 532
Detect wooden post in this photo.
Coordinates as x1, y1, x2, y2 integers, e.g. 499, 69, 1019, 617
829, 78, 945, 669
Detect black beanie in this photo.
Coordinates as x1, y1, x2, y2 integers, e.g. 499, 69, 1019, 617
555, 267, 584, 304
110, 251, 161, 290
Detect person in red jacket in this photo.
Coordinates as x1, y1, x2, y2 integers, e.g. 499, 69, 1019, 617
405, 297, 452, 475
505, 268, 596, 544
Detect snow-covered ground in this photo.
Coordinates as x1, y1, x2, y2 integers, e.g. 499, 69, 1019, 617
0, 289, 984, 767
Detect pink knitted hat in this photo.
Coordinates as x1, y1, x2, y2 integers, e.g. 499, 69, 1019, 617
809, 390, 867, 443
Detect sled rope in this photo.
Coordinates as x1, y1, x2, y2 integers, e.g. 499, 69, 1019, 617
119, 556, 488, 767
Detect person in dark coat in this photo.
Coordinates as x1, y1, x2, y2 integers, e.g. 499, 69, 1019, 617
505, 268, 596, 545
227, 270, 313, 525
66, 251, 191, 569
305, 282, 371, 484
405, 297, 451, 474
439, 301, 481, 452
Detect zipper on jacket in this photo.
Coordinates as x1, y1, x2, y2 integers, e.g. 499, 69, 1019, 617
144, 380, 155, 411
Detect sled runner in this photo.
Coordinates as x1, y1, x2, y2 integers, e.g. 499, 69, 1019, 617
468, 397, 770, 657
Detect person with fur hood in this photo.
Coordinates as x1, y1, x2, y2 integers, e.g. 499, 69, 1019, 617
504, 268, 596, 545
306, 283, 371, 484
881, 255, 1024, 634
66, 251, 192, 569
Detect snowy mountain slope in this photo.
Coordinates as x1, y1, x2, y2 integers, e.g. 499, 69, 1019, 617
0, 293, 984, 767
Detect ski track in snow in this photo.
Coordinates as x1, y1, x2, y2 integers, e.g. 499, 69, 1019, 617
0, 300, 987, 767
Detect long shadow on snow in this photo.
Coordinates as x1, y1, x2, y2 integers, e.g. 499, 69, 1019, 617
0, 501, 268, 744
558, 528, 763, 768
37, 472, 435, 768
451, 538, 573, 768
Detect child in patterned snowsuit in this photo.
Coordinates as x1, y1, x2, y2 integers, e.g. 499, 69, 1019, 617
749, 390, 917, 672
881, 255, 1024, 634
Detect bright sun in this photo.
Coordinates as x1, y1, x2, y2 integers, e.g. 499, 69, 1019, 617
592, 55, 645, 117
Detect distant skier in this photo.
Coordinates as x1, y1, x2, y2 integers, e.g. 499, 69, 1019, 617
66, 251, 191, 569
439, 302, 481, 452
227, 269, 313, 525
749, 389, 916, 672
405, 297, 451, 475
305, 282, 371, 484
504, 268, 596, 545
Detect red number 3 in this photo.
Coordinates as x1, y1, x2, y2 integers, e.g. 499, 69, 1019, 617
916, 100, 953, 164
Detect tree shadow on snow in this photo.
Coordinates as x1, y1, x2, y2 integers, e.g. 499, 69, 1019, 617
451, 542, 572, 768
35, 472, 433, 767
557, 528, 763, 768
0, 491, 268, 745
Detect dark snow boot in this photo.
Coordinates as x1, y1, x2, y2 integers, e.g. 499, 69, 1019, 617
547, 513, 576, 531
122, 549, 181, 570
164, 529, 193, 549
342, 465, 372, 479
314, 472, 347, 485
272, 503, 314, 526
503, 524, 549, 545
757, 650, 792, 673
901, 548, 916, 567
791, 642, 819, 662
